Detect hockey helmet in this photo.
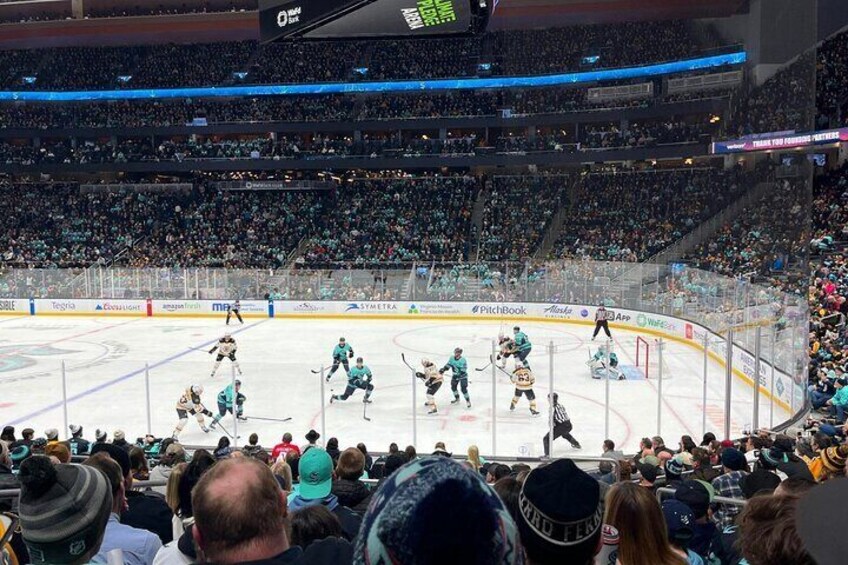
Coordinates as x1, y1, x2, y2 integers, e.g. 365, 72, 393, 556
514, 361, 524, 369
422, 358, 432, 366
454, 348, 463, 355
339, 337, 346, 343
513, 326, 520, 332
356, 357, 364, 364
235, 380, 242, 387
223, 333, 232, 339
192, 384, 204, 395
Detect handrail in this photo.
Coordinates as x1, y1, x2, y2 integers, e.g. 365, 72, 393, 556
656, 486, 747, 507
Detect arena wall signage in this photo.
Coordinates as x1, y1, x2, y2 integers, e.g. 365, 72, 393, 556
711, 126, 848, 154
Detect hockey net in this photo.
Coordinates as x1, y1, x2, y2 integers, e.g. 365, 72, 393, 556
635, 336, 671, 380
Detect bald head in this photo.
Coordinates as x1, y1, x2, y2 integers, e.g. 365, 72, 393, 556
192, 457, 289, 564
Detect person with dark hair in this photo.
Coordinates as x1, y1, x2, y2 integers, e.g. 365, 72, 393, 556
213, 436, 232, 460
326, 437, 341, 463
736, 495, 815, 565
130, 446, 150, 481
11, 428, 34, 450
0, 426, 14, 443
700, 432, 716, 447
679, 435, 697, 454
356, 443, 372, 473
377, 453, 407, 485
404, 445, 417, 461
154, 451, 216, 564
242, 433, 264, 458
92, 443, 173, 546
271, 433, 301, 462
290, 505, 344, 550
354, 456, 523, 564
542, 392, 581, 457
492, 476, 522, 525
331, 448, 371, 513
84, 452, 163, 564
592, 304, 612, 340
774, 475, 816, 497
18, 456, 112, 565
486, 463, 511, 484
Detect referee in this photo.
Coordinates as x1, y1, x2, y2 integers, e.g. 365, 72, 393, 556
592, 304, 612, 340
543, 392, 581, 457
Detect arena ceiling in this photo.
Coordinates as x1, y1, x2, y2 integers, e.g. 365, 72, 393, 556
490, 0, 749, 28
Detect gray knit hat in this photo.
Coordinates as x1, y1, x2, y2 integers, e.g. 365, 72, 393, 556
18, 456, 112, 564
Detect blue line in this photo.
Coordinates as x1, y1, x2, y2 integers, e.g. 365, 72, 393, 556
0, 52, 745, 102
3, 319, 268, 427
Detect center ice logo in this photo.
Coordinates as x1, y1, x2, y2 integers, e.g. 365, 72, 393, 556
0, 344, 78, 373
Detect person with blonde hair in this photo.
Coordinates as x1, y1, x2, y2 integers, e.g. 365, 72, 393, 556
164, 463, 188, 540
271, 459, 293, 492
604, 482, 687, 565
466, 445, 486, 474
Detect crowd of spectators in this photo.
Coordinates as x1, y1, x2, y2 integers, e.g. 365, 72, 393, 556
685, 177, 808, 279
549, 167, 753, 262
303, 176, 479, 267
1, 422, 845, 565
0, 20, 723, 90
478, 175, 570, 262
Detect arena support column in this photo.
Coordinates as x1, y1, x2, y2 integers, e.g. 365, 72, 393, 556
724, 330, 734, 440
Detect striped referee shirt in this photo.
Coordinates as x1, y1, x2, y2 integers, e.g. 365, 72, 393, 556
552, 403, 570, 425
595, 308, 607, 322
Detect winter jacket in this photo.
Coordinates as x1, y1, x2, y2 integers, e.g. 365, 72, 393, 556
331, 479, 371, 514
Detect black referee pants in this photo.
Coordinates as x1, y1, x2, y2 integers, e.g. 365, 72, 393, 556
542, 421, 580, 456
592, 320, 611, 338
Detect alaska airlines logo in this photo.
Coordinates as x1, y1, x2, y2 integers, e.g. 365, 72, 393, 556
0, 344, 79, 373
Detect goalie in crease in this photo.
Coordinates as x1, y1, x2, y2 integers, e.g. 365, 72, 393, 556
587, 343, 624, 380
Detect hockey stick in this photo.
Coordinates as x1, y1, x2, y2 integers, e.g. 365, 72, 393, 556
310, 366, 329, 375
400, 353, 416, 372
362, 396, 372, 422
248, 416, 292, 423
475, 354, 495, 372
212, 421, 240, 441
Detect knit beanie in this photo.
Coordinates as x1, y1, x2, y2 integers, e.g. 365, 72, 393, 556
353, 456, 524, 565
739, 469, 781, 499
18, 456, 112, 564
720, 447, 746, 471
517, 458, 603, 564
820, 445, 848, 474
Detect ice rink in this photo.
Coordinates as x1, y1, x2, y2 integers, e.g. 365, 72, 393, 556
0, 315, 791, 457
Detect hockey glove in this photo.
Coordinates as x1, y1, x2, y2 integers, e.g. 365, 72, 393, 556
416, 372, 426, 380
348, 351, 354, 358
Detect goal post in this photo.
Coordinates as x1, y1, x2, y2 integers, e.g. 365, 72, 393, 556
636, 336, 650, 379
636, 336, 669, 380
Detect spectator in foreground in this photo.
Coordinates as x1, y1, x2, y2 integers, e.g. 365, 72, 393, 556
711, 447, 748, 528
193, 457, 354, 563
288, 447, 361, 540
516, 458, 603, 565
271, 432, 301, 462
795, 478, 848, 565
661, 500, 704, 565
673, 480, 715, 560
18, 456, 112, 565
290, 505, 344, 550
150, 442, 187, 494
93, 443, 173, 545
331, 447, 371, 513
0, 440, 19, 512
736, 494, 815, 565
354, 456, 523, 564
604, 482, 687, 565
85, 452, 162, 564
242, 433, 264, 458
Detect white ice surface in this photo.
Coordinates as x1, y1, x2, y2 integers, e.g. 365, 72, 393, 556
0, 315, 790, 457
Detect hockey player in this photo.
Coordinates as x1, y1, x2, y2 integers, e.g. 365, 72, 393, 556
209, 333, 242, 377
497, 335, 517, 368
210, 380, 246, 430
327, 337, 354, 381
330, 357, 374, 403
173, 384, 213, 439
416, 358, 443, 415
587, 344, 623, 380
592, 305, 612, 340
440, 348, 470, 408
542, 392, 581, 457
513, 326, 532, 369
510, 361, 539, 415
226, 299, 243, 325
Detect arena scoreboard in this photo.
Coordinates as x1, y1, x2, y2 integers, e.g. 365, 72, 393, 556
259, 0, 491, 42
